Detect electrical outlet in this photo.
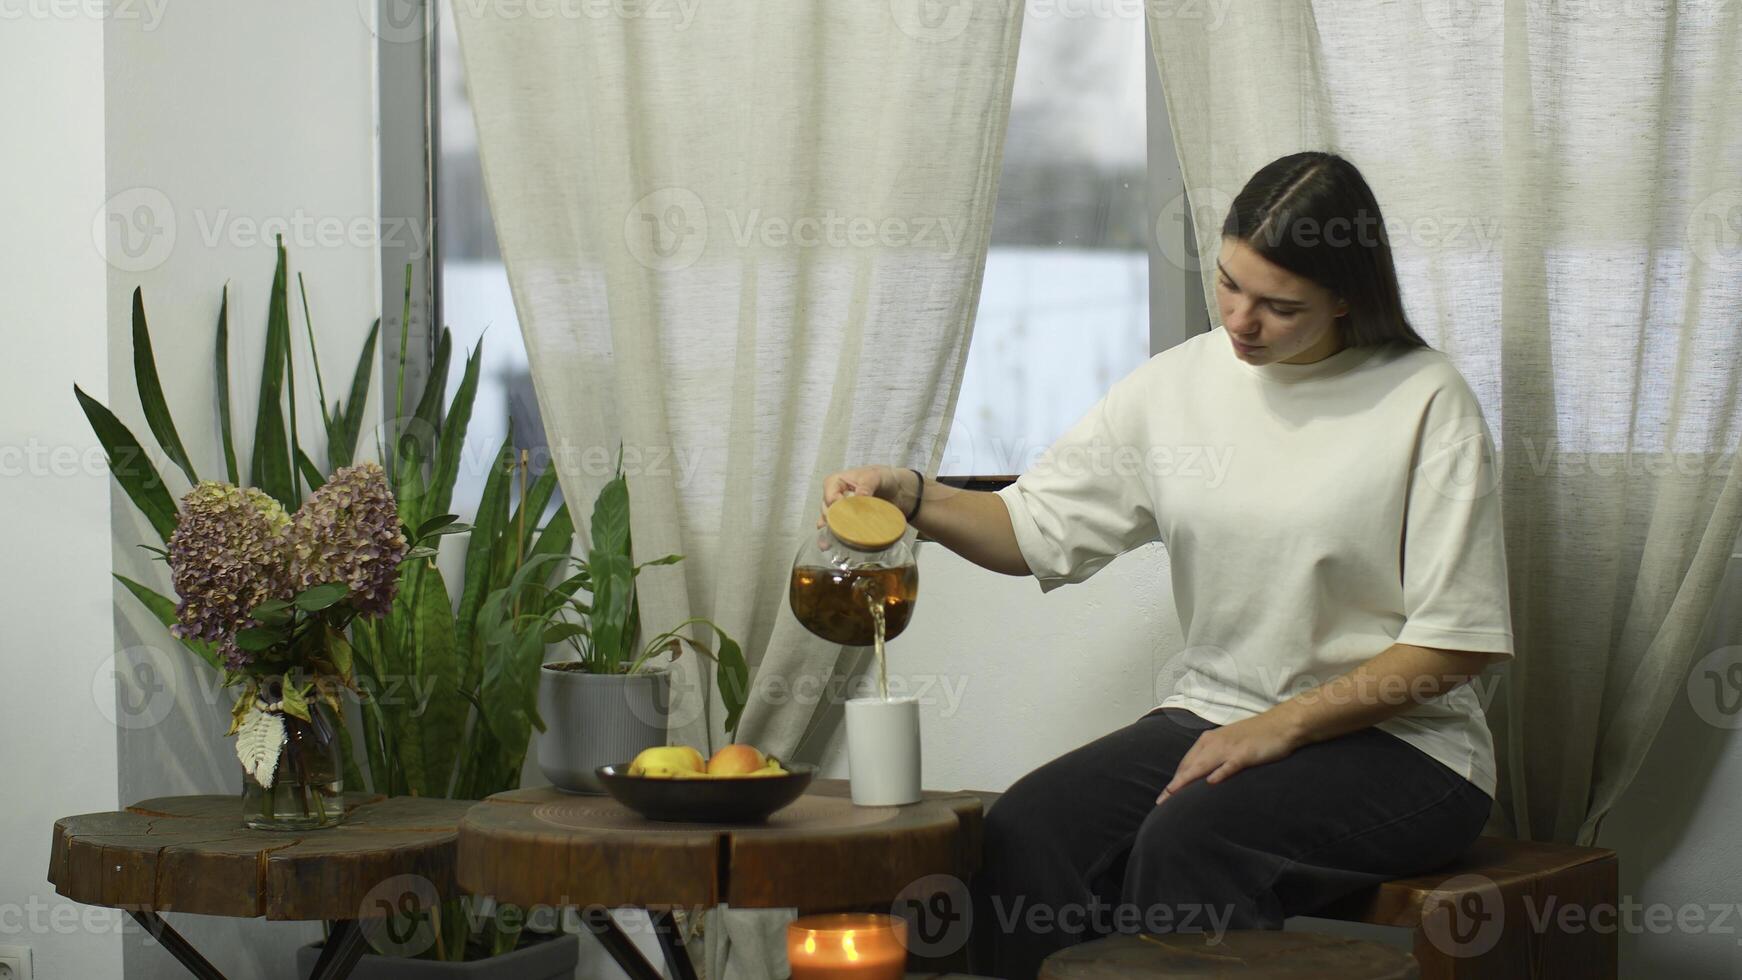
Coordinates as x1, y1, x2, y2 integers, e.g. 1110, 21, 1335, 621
0, 944, 31, 980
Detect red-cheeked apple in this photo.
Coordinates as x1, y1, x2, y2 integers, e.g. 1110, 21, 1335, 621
706, 744, 767, 776
706, 744, 790, 778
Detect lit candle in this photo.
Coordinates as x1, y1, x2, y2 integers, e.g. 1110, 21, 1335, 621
786, 913, 907, 979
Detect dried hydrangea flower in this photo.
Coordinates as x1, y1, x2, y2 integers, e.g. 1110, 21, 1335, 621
167, 482, 292, 669
285, 461, 407, 618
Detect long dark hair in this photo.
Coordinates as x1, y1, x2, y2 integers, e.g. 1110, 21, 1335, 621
1222, 152, 1430, 349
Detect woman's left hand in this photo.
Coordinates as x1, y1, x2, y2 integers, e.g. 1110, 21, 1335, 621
1156, 711, 1306, 805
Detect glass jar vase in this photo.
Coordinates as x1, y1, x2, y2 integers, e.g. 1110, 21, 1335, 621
241, 697, 345, 831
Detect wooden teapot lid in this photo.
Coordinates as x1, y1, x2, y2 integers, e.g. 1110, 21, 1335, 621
825, 494, 908, 551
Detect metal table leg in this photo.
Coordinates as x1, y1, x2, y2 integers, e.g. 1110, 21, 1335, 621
128, 910, 371, 980
650, 908, 700, 980
128, 910, 227, 980
308, 920, 369, 980
580, 906, 666, 980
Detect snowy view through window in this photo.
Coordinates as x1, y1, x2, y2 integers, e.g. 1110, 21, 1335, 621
437, 2, 1151, 513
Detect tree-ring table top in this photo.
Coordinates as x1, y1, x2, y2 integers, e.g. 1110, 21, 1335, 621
458, 779, 985, 912
48, 794, 474, 921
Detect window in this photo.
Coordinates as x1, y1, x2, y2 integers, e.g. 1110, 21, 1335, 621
430, 2, 1193, 496
943, 3, 1154, 480
435, 0, 558, 518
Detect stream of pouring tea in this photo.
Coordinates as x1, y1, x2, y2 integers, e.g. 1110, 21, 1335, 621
845, 573, 892, 700
868, 596, 889, 701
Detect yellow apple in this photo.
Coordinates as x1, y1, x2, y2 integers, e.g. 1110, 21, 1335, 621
706, 744, 768, 777
627, 745, 706, 778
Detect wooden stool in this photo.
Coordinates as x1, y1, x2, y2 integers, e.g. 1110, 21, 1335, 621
1039, 931, 1417, 978
1311, 836, 1617, 979
961, 788, 1618, 980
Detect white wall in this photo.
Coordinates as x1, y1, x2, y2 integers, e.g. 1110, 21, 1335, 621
815, 541, 1179, 791
100, 1, 381, 975
0, 10, 124, 980
0, 4, 389, 979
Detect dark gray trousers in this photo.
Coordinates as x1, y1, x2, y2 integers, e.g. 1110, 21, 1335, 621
968, 707, 1491, 979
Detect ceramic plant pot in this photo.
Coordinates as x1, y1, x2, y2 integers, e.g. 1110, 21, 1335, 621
534, 663, 672, 794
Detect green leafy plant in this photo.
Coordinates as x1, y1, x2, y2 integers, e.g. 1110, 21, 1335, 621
76, 240, 359, 675
77, 241, 573, 959
536, 464, 751, 737
342, 268, 582, 804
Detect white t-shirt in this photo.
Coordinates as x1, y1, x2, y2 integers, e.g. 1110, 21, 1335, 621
995, 325, 1515, 798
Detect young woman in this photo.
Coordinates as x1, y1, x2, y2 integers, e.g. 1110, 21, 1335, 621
820, 151, 1514, 978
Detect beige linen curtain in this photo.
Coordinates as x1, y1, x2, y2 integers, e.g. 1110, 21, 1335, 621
452, 2, 1023, 975
1148, 1, 1742, 844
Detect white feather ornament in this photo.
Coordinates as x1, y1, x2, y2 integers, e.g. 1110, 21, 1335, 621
236, 703, 285, 788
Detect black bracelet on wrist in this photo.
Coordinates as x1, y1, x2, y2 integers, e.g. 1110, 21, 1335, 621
905, 468, 924, 521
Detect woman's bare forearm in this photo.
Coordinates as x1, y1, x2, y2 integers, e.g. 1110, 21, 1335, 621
891, 470, 1031, 577
1266, 643, 1511, 746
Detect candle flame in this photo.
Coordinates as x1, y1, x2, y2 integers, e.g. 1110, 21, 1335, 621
842, 931, 857, 961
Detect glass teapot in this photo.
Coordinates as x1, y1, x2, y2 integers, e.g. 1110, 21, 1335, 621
789, 494, 919, 646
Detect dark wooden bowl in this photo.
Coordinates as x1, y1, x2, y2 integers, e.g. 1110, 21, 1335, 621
595, 763, 817, 823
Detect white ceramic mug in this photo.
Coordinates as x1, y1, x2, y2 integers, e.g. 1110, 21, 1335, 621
845, 696, 922, 805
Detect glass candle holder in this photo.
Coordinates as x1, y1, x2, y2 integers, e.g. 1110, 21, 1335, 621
786, 913, 907, 980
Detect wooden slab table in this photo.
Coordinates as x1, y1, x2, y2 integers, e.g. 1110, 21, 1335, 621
47, 794, 473, 979
458, 778, 987, 980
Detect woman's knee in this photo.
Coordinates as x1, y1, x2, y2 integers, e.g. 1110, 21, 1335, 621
1121, 790, 1289, 933
984, 759, 1086, 848
1126, 786, 1233, 876
1120, 787, 1280, 931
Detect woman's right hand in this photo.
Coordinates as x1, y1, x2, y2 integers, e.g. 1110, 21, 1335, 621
818, 465, 901, 527
817, 462, 1027, 578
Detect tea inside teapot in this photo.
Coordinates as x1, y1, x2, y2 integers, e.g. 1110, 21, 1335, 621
789, 562, 919, 646
789, 494, 920, 656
